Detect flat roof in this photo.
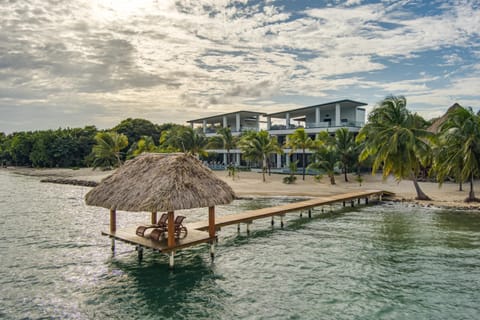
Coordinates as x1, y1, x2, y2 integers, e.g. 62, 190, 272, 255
266, 99, 367, 119
187, 111, 266, 124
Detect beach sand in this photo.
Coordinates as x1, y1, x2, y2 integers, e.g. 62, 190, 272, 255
5, 166, 480, 209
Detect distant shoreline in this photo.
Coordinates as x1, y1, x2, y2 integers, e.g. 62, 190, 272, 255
3, 166, 480, 210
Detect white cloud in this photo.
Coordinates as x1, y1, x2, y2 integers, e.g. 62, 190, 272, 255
0, 0, 479, 132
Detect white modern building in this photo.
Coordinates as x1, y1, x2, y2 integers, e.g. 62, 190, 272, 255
187, 99, 367, 169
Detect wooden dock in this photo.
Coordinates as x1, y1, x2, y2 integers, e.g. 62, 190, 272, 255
188, 190, 393, 231
102, 189, 392, 264
101, 227, 215, 253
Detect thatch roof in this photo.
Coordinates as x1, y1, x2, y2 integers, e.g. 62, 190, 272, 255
85, 153, 236, 212
427, 103, 462, 133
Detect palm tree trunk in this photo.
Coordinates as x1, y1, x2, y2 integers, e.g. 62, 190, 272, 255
302, 149, 306, 180
329, 173, 336, 185
459, 181, 463, 191
262, 155, 267, 182
412, 174, 431, 200
344, 164, 348, 182
466, 173, 478, 202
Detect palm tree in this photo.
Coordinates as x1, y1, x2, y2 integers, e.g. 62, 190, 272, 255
356, 95, 432, 200
238, 130, 282, 182
286, 128, 314, 180
308, 132, 338, 185
128, 135, 158, 159
434, 106, 480, 202
160, 126, 208, 157
335, 128, 358, 182
208, 127, 236, 165
91, 131, 128, 169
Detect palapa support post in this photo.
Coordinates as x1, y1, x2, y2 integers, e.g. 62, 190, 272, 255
246, 223, 251, 235
109, 208, 116, 252
280, 215, 284, 228
109, 208, 116, 233
351, 200, 354, 207
271, 216, 274, 226
208, 206, 216, 239
167, 211, 175, 248
366, 197, 369, 205
308, 209, 312, 218
237, 224, 240, 233
358, 198, 361, 205
151, 211, 157, 224
343, 201, 346, 207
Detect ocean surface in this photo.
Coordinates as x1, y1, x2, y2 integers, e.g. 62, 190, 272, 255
1, 170, 480, 320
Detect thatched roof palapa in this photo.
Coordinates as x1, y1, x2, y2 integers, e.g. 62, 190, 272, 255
85, 153, 236, 212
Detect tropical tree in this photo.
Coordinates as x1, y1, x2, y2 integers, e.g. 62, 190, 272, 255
91, 131, 128, 169
356, 95, 433, 200
128, 136, 158, 159
285, 128, 314, 180
208, 127, 237, 164
238, 130, 282, 182
160, 126, 208, 157
308, 132, 339, 185
434, 106, 480, 202
335, 127, 358, 182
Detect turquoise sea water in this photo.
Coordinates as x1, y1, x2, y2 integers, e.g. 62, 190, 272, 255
1, 170, 480, 320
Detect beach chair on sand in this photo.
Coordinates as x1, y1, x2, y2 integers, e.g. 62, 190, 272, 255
150, 215, 188, 241
136, 213, 168, 237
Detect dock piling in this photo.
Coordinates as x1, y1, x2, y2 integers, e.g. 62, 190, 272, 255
308, 209, 312, 218
210, 243, 215, 261
111, 238, 115, 252
271, 216, 274, 226
137, 246, 143, 262
169, 252, 175, 269
280, 216, 284, 228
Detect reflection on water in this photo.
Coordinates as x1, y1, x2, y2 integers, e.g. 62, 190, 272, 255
1, 171, 480, 319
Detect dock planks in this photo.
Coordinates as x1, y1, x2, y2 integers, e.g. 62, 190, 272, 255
102, 190, 392, 256
102, 226, 215, 253
188, 190, 393, 231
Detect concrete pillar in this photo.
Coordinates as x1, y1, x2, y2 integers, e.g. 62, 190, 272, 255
169, 252, 175, 269
315, 107, 320, 126
335, 103, 341, 127
223, 116, 227, 128
267, 117, 272, 130
167, 211, 175, 248
236, 113, 241, 132
286, 154, 290, 167
236, 153, 240, 165
286, 113, 290, 128
276, 153, 282, 169
202, 120, 207, 133
255, 115, 259, 130
223, 153, 227, 165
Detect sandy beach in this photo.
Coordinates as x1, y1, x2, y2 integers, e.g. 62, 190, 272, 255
4, 166, 480, 209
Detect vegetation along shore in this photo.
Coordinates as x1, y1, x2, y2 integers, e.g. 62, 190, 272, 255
2, 95, 480, 208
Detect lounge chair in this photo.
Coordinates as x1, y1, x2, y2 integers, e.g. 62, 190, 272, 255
174, 215, 188, 239
136, 213, 168, 237
150, 215, 188, 241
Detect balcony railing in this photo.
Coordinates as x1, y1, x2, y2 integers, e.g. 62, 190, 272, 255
268, 121, 363, 131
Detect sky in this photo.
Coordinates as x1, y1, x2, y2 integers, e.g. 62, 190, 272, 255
1, 0, 479, 133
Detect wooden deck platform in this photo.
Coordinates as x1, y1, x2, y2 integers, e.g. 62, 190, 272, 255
188, 190, 393, 231
102, 190, 393, 266
101, 226, 215, 253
